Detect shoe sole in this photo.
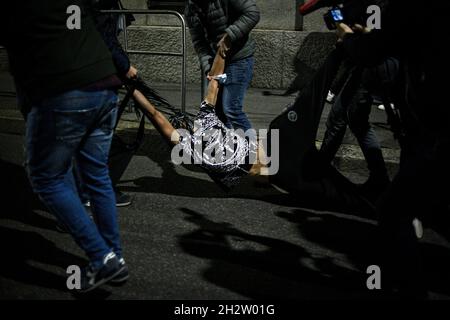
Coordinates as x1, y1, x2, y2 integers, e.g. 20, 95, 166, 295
85, 202, 132, 208
77, 265, 126, 294
116, 201, 132, 207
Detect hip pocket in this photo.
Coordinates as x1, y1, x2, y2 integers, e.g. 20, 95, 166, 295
53, 108, 97, 142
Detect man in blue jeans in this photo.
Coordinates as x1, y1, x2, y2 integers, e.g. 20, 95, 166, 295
2, 1, 128, 292
185, 0, 260, 132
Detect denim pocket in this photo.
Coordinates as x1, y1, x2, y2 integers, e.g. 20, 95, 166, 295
53, 108, 97, 142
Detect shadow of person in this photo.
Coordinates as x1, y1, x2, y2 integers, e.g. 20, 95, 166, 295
0, 225, 111, 299
276, 208, 450, 299
0, 159, 59, 231
177, 207, 383, 299
0, 225, 80, 292
275, 209, 380, 270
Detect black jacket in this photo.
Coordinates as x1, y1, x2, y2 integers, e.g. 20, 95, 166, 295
92, 0, 132, 78
341, 1, 443, 135
185, 0, 260, 73
1, 0, 116, 102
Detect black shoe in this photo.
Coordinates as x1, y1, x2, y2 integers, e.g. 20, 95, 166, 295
115, 191, 132, 207
109, 258, 129, 284
77, 252, 125, 293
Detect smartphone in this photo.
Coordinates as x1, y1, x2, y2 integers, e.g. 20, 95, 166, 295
330, 8, 344, 22
324, 7, 345, 30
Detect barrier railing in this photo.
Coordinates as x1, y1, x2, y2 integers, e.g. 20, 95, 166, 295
101, 9, 187, 112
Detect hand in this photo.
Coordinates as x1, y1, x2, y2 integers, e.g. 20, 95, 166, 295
126, 65, 138, 79
336, 22, 353, 42
217, 33, 231, 58
352, 24, 372, 34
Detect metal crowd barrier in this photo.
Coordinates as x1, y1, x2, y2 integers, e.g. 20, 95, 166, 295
0, 9, 188, 113
101, 9, 188, 112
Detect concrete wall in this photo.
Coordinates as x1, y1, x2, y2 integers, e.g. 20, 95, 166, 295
135, 1, 327, 32
123, 1, 334, 89
0, 0, 336, 90
126, 26, 335, 89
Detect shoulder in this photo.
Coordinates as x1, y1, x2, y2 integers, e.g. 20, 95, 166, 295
185, 1, 201, 16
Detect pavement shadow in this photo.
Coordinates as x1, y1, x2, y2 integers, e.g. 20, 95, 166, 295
0, 160, 112, 299
177, 207, 384, 300
0, 159, 58, 231
276, 209, 380, 271
277, 209, 450, 298
0, 225, 112, 299
0, 225, 83, 293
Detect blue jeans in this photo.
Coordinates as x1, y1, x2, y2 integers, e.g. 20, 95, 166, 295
26, 89, 121, 269
218, 56, 254, 132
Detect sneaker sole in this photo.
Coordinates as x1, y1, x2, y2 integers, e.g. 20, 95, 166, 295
85, 202, 132, 208
116, 201, 132, 207
77, 265, 126, 294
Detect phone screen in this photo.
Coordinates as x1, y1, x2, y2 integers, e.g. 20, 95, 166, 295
331, 9, 344, 22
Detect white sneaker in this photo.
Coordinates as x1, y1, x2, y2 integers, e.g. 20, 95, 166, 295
326, 91, 335, 103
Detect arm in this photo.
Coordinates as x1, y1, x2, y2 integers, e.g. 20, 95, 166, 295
204, 52, 226, 106
225, 0, 260, 43
185, 4, 214, 74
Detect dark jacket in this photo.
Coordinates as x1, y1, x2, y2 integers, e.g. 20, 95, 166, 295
341, 1, 442, 136
185, 0, 260, 74
92, 0, 133, 78
1, 0, 116, 102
